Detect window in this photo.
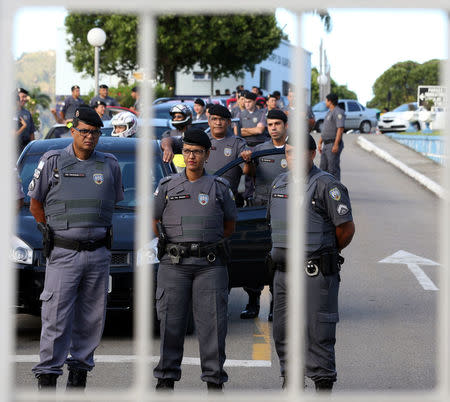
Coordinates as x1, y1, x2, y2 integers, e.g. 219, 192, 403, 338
259, 68, 270, 90
193, 71, 210, 80
347, 101, 361, 112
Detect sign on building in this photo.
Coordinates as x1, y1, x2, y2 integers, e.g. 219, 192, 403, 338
417, 86, 447, 109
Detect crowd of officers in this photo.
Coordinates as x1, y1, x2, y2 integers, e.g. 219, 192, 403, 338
27, 84, 354, 393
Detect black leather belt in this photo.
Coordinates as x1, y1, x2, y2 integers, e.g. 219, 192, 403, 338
54, 236, 108, 252
323, 139, 335, 145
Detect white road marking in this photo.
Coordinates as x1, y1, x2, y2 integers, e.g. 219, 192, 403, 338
13, 355, 271, 367
379, 250, 439, 291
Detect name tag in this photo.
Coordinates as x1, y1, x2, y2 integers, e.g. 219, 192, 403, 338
273, 193, 288, 199
260, 158, 275, 163
63, 173, 86, 177
169, 194, 191, 200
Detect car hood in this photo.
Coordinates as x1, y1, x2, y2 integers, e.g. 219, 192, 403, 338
16, 208, 135, 251
382, 111, 416, 120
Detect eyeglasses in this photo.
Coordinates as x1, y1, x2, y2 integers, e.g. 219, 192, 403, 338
182, 149, 205, 157
72, 127, 102, 138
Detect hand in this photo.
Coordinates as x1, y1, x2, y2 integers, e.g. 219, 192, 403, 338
332, 143, 339, 153
19, 117, 27, 128
240, 150, 253, 163
318, 142, 322, 154
162, 147, 174, 163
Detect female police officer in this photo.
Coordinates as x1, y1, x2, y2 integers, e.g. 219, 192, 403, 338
152, 128, 237, 391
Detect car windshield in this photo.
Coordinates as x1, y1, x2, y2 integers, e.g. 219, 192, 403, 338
18, 149, 166, 209
393, 103, 417, 112
312, 102, 328, 113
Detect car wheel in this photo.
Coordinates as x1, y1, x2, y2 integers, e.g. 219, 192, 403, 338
359, 121, 371, 133
315, 120, 324, 133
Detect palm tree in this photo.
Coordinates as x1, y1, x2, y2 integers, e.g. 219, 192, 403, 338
28, 87, 51, 110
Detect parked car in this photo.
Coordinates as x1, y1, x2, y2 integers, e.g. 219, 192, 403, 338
378, 102, 422, 133
312, 99, 378, 133
15, 139, 280, 316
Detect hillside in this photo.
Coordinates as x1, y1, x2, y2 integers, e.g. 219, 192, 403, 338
15, 50, 55, 96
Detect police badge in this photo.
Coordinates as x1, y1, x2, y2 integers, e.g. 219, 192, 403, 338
93, 173, 104, 185
253, 117, 257, 123
329, 187, 341, 201
280, 159, 287, 168
224, 147, 232, 157
198, 193, 209, 206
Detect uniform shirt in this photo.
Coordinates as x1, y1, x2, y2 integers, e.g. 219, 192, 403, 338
252, 140, 288, 203
16, 107, 36, 150
238, 108, 268, 146
267, 164, 353, 256
28, 143, 124, 241
90, 95, 119, 120
61, 96, 85, 119
162, 129, 184, 139
321, 106, 345, 141
193, 112, 207, 121
154, 170, 237, 245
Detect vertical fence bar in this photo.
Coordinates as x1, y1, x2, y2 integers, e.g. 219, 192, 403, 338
134, 11, 154, 398
286, 9, 306, 400
1, 2, 17, 402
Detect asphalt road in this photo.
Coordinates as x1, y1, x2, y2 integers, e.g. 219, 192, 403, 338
14, 134, 439, 392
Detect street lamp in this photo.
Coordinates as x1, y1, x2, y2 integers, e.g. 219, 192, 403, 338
87, 27, 106, 96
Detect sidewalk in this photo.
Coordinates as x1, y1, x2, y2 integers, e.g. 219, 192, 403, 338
356, 133, 445, 198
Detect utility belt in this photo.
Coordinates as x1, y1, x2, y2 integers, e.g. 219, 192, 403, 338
37, 223, 112, 258
269, 252, 344, 276
164, 240, 230, 265
323, 139, 336, 145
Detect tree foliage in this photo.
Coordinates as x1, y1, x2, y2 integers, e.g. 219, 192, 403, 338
367, 59, 441, 109
65, 14, 285, 92
310, 67, 357, 105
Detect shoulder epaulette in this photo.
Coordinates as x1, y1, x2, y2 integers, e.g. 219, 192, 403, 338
214, 176, 230, 187
160, 175, 173, 185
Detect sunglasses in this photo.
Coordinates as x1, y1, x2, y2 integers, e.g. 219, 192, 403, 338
72, 127, 102, 138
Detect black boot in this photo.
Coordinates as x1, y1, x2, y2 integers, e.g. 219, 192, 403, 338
240, 293, 260, 319
67, 368, 87, 389
156, 378, 174, 391
281, 376, 286, 389
37, 373, 57, 390
315, 379, 333, 392
207, 382, 223, 392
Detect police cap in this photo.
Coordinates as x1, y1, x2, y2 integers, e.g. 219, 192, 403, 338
93, 100, 106, 107
73, 105, 104, 128
183, 128, 211, 150
208, 104, 231, 119
267, 109, 287, 123
205, 103, 215, 112
194, 98, 205, 107
71, 85, 80, 91
285, 134, 316, 150
244, 91, 257, 101
17, 87, 28, 95
99, 84, 109, 89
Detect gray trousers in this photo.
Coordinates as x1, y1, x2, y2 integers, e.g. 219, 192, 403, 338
32, 246, 111, 376
320, 141, 344, 181
153, 261, 229, 384
272, 269, 340, 382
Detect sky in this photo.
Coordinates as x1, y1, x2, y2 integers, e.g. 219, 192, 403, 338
13, 7, 448, 105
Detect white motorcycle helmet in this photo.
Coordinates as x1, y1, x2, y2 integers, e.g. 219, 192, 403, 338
111, 111, 138, 138
169, 103, 193, 129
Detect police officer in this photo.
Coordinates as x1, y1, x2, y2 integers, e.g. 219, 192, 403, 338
153, 128, 237, 391
16, 88, 36, 155
238, 109, 289, 320
192, 98, 207, 121
318, 93, 345, 181
60, 85, 86, 122
270, 135, 355, 391
93, 100, 107, 120
234, 91, 267, 146
29, 105, 124, 390
90, 84, 119, 120
130, 86, 140, 116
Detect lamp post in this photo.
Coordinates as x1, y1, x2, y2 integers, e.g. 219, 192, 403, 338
87, 28, 106, 96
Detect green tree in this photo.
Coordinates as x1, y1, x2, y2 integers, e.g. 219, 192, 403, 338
26, 87, 51, 131
65, 14, 285, 93
367, 59, 441, 109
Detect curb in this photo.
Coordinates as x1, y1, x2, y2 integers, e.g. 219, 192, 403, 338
356, 136, 446, 199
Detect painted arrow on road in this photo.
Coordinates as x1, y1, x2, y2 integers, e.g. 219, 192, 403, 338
379, 250, 439, 291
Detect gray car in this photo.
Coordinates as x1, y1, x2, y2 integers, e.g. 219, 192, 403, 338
312, 99, 378, 133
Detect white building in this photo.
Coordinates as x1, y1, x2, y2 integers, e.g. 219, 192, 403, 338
175, 40, 311, 100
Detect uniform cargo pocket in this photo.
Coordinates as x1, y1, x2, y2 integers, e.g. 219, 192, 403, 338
316, 312, 339, 346
39, 289, 53, 302
155, 288, 166, 320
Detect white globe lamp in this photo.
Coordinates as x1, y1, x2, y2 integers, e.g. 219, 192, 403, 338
87, 28, 107, 95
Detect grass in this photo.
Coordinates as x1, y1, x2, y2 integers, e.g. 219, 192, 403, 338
390, 130, 442, 136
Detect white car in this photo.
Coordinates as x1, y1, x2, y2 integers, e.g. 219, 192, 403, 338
378, 102, 422, 132
312, 99, 378, 133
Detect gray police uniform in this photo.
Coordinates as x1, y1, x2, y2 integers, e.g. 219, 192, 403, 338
16, 107, 36, 153
30, 144, 123, 376
61, 96, 86, 120
193, 112, 207, 121
320, 106, 345, 181
238, 108, 268, 146
153, 171, 237, 385
252, 140, 287, 206
90, 95, 119, 119
270, 165, 353, 383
